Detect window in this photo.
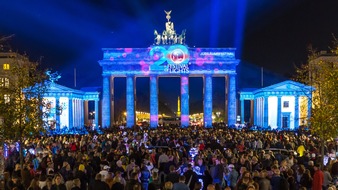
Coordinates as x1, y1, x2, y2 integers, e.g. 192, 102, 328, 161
3, 63, 10, 70
283, 101, 289, 108
0, 78, 9, 87
4, 94, 10, 103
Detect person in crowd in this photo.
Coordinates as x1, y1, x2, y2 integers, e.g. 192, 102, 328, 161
236, 171, 254, 190
88, 173, 110, 190
300, 169, 312, 190
99, 165, 111, 182
258, 170, 271, 190
225, 164, 238, 190
148, 171, 161, 190
125, 172, 141, 190
7, 173, 25, 190
74, 164, 87, 190
183, 164, 199, 190
41, 178, 52, 190
70, 178, 81, 190
211, 156, 224, 186
111, 173, 125, 190
166, 165, 180, 184
164, 181, 174, 190
140, 162, 151, 190
27, 178, 41, 190
323, 165, 333, 190
51, 174, 67, 190
173, 175, 190, 190
312, 163, 324, 190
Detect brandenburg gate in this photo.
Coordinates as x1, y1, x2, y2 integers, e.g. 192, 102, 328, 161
99, 11, 240, 128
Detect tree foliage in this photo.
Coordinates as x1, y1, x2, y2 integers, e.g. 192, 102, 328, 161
0, 55, 50, 141
294, 46, 338, 140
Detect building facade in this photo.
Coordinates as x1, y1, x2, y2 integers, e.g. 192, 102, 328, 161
43, 83, 100, 133
98, 12, 240, 128
240, 80, 313, 130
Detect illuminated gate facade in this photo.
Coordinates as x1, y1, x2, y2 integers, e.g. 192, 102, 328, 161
99, 12, 240, 128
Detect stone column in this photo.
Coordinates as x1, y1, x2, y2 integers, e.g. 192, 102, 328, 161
277, 96, 281, 128
294, 95, 299, 129
101, 75, 110, 128
240, 99, 245, 124
84, 100, 88, 126
180, 75, 189, 127
126, 75, 135, 128
228, 74, 237, 126
250, 100, 254, 125
94, 100, 99, 129
110, 76, 115, 125
224, 76, 229, 125
68, 98, 73, 129
203, 75, 213, 128
55, 97, 60, 131
150, 75, 159, 128
254, 99, 257, 126
73, 99, 77, 128
264, 96, 268, 128
81, 100, 84, 129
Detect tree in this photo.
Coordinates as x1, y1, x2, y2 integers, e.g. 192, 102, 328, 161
294, 44, 338, 160
0, 53, 51, 166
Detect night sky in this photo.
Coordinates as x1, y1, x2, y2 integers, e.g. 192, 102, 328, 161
1, 0, 338, 113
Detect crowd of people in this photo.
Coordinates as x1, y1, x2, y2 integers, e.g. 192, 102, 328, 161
2, 126, 338, 190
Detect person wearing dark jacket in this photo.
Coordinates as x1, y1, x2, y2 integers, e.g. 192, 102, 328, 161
88, 173, 109, 190
148, 171, 162, 190
183, 164, 198, 190
51, 174, 67, 190
74, 164, 87, 190
211, 157, 224, 186
166, 165, 180, 184
125, 172, 141, 190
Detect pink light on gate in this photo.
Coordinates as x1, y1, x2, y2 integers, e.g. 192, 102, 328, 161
124, 48, 133, 53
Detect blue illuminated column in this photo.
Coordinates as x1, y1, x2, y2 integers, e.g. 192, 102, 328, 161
180, 75, 189, 127
264, 96, 268, 128
101, 75, 110, 128
80, 100, 84, 128
94, 100, 99, 128
56, 97, 60, 131
253, 99, 257, 125
110, 76, 115, 124
294, 95, 299, 129
68, 98, 73, 129
277, 96, 281, 128
240, 99, 244, 124
227, 74, 237, 126
150, 75, 158, 128
204, 75, 213, 128
126, 75, 135, 128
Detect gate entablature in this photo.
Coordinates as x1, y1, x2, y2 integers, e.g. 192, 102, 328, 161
99, 47, 239, 76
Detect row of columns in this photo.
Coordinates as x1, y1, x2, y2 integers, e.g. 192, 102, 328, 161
101, 74, 238, 128
244, 95, 309, 129
54, 97, 99, 130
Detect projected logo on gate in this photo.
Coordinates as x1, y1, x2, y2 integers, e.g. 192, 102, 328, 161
149, 45, 189, 73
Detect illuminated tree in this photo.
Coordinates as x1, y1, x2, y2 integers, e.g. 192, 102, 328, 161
0, 54, 51, 166
294, 45, 338, 158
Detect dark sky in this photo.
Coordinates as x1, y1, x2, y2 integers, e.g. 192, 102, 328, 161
1, 0, 338, 112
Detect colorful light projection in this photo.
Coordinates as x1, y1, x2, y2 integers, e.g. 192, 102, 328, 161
149, 44, 190, 73
99, 47, 239, 128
